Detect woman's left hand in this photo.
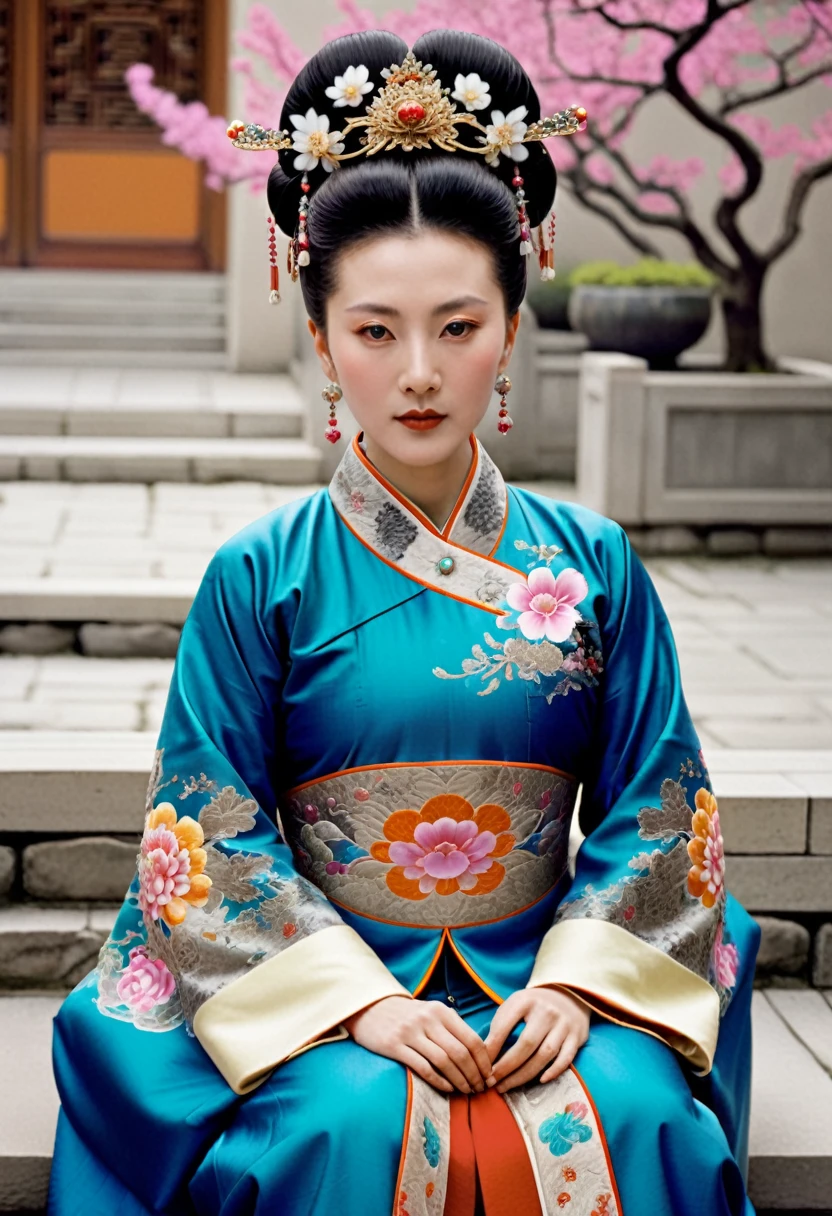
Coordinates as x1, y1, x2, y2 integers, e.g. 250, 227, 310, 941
482, 985, 591, 1093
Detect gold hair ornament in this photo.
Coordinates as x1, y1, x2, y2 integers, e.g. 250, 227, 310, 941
226, 50, 585, 162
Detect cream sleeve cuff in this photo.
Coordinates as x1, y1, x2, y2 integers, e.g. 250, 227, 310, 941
527, 917, 720, 1075
192, 922, 414, 1094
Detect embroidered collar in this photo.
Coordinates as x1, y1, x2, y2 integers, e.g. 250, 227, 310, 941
328, 431, 523, 614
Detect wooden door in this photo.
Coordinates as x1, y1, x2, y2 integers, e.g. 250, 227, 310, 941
0, 0, 226, 270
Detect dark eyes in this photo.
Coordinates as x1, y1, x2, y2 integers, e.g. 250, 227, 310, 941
359, 320, 476, 341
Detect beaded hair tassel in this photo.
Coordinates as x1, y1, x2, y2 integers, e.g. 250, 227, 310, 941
513, 164, 533, 256
538, 208, 556, 280
267, 215, 280, 303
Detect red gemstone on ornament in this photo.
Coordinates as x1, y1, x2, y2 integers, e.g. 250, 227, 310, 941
397, 101, 426, 125
301, 181, 310, 193
325, 428, 341, 444
575, 106, 587, 123
512, 175, 523, 187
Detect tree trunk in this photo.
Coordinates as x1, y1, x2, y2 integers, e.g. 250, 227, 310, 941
719, 268, 775, 373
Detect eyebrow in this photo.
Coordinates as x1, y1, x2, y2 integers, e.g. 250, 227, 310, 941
345, 295, 490, 315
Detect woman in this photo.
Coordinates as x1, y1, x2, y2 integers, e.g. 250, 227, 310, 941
47, 28, 760, 1216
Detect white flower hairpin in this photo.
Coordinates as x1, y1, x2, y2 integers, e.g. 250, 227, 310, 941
481, 106, 530, 167
289, 107, 346, 173
325, 64, 375, 108
451, 72, 492, 112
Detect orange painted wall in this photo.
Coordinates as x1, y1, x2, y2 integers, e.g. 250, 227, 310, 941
42, 150, 200, 241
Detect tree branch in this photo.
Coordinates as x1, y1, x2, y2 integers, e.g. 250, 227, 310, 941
765, 155, 832, 263
564, 182, 663, 257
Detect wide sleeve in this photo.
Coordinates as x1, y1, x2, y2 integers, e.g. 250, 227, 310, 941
526, 519, 737, 1077
137, 532, 413, 1095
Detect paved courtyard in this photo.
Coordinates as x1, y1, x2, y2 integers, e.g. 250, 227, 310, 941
0, 479, 831, 749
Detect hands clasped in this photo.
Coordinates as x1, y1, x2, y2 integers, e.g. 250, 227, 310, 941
342, 985, 590, 1095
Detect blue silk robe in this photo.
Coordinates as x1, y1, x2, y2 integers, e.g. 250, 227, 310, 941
47, 430, 760, 1216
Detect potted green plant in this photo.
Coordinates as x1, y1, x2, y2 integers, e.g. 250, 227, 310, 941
567, 259, 716, 369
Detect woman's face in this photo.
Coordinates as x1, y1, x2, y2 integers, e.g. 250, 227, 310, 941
308, 227, 521, 468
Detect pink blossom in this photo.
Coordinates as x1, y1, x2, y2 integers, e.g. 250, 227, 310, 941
388, 817, 497, 894
116, 947, 176, 1012
713, 921, 739, 989
137, 824, 192, 920
506, 566, 588, 643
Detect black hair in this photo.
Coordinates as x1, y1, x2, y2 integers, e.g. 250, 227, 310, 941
266, 29, 557, 330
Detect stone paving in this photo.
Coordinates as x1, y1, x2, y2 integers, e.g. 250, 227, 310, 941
1, 479, 831, 745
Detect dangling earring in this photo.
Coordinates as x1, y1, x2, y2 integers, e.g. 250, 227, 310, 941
495, 374, 513, 435
267, 214, 280, 303
512, 164, 533, 257
322, 381, 342, 444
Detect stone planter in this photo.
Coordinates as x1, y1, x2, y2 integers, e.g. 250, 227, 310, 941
576, 352, 832, 526
568, 285, 713, 368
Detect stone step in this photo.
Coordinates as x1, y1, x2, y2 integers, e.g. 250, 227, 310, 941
0, 988, 829, 1212
0, 322, 224, 352
0, 386, 305, 441
0, 436, 323, 482
0, 298, 225, 328
0, 269, 226, 304
0, 347, 229, 369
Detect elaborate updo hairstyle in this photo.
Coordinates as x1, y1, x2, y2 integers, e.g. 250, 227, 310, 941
267, 29, 557, 330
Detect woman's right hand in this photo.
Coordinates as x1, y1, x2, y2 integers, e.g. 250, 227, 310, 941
343, 995, 495, 1095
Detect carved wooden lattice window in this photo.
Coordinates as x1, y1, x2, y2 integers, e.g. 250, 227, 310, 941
44, 0, 202, 128
0, 0, 10, 127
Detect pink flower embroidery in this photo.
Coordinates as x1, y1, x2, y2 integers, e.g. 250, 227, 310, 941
116, 945, 176, 1012
506, 566, 589, 643
371, 796, 515, 899
391, 818, 497, 894
713, 920, 739, 988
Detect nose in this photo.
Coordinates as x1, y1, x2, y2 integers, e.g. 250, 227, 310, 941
398, 336, 441, 399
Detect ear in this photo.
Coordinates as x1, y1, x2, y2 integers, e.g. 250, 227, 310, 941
497, 309, 522, 376
307, 318, 338, 381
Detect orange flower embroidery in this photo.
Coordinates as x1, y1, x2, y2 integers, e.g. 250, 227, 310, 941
370, 794, 515, 900
686, 788, 725, 909
138, 802, 212, 928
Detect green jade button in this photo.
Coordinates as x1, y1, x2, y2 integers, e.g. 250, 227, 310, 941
437, 555, 455, 576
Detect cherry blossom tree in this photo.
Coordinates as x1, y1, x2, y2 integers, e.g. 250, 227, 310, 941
126, 0, 832, 371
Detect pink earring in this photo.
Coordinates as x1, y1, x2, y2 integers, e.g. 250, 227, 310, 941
496, 374, 513, 434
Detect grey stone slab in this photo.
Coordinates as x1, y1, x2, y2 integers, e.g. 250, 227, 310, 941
711, 773, 807, 853
23, 836, 140, 901
728, 857, 832, 912
706, 749, 832, 773
703, 718, 832, 750
0, 846, 15, 901
0, 904, 107, 987
814, 924, 832, 987
0, 994, 64, 1209
763, 988, 832, 1077
0, 578, 196, 624
754, 917, 811, 977
748, 991, 832, 1209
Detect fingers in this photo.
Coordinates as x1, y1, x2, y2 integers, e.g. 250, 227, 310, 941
493, 1026, 571, 1094
422, 1024, 489, 1093
539, 1032, 581, 1084
397, 1044, 454, 1094
442, 1009, 495, 1085
481, 994, 525, 1064
488, 1019, 543, 1084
